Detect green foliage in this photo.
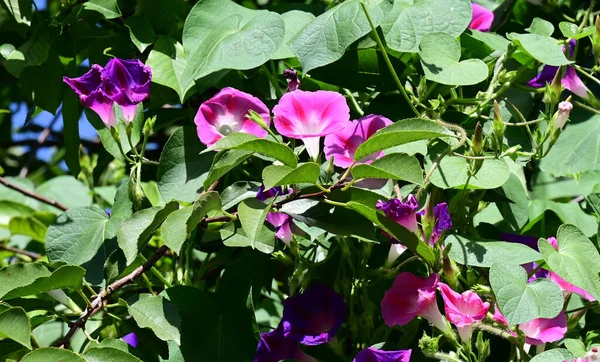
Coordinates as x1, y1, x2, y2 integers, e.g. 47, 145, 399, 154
446, 235, 541, 267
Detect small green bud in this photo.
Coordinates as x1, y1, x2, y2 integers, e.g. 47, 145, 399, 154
471, 122, 483, 156
418, 333, 441, 355
492, 101, 505, 154
546, 66, 564, 106
593, 16, 600, 62
143, 116, 156, 137
476, 331, 491, 362
247, 109, 270, 131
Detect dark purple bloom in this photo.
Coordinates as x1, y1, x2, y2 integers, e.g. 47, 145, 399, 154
254, 327, 316, 362
500, 233, 539, 250
376, 195, 419, 233
63, 58, 152, 127
122, 332, 138, 348
63, 64, 116, 127
102, 58, 152, 122
283, 69, 301, 92
282, 284, 347, 345
527, 40, 589, 99
354, 347, 412, 362
429, 203, 452, 244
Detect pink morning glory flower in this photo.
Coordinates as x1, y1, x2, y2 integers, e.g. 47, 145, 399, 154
257, 185, 295, 245
493, 305, 567, 345
254, 327, 316, 362
64, 58, 151, 127
353, 347, 412, 362
381, 272, 448, 332
519, 312, 568, 345
438, 283, 490, 342
324, 114, 392, 168
194, 87, 271, 147
469, 3, 494, 32
527, 40, 590, 99
281, 284, 347, 346
273, 90, 350, 160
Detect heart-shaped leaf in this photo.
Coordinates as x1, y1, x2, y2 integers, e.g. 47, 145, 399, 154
490, 262, 564, 325
419, 32, 489, 86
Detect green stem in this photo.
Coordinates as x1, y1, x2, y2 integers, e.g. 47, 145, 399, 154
360, 3, 420, 117
262, 65, 284, 97
141, 273, 154, 294
343, 88, 364, 116
139, 253, 173, 288
573, 64, 600, 87
566, 301, 599, 314
527, 261, 545, 279
423, 351, 465, 362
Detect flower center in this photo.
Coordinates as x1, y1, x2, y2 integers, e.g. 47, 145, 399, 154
219, 124, 234, 136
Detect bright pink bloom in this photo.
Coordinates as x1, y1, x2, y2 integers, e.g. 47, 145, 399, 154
257, 185, 295, 245
469, 3, 494, 32
519, 312, 568, 345
194, 87, 271, 147
381, 273, 447, 332
273, 90, 350, 160
562, 67, 589, 99
324, 114, 392, 168
353, 347, 412, 362
439, 283, 490, 341
492, 304, 509, 326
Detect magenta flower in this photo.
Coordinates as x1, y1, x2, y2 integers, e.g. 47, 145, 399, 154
519, 312, 568, 345
63, 64, 117, 127
273, 90, 350, 160
376, 195, 419, 233
122, 332, 138, 348
381, 273, 448, 332
439, 283, 490, 342
354, 347, 412, 362
254, 327, 316, 362
469, 3, 494, 32
527, 40, 590, 99
64, 58, 151, 127
194, 87, 271, 147
282, 284, 347, 345
324, 114, 392, 168
257, 185, 294, 245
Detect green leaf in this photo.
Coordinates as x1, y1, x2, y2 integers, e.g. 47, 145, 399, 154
117, 201, 179, 265
182, 2, 284, 83
46, 206, 109, 265
419, 32, 489, 86
538, 224, 600, 301
382, 0, 472, 53
354, 118, 448, 161
157, 126, 214, 203
445, 235, 541, 267
237, 198, 271, 248
466, 30, 510, 52
221, 221, 276, 254
352, 153, 424, 185
36, 176, 92, 212
490, 262, 563, 325
496, 173, 529, 231
203, 150, 253, 190
83, 347, 142, 362
540, 114, 600, 175
526, 200, 597, 237
559, 22, 595, 39
128, 294, 181, 344
1, 264, 85, 300
428, 156, 510, 189
209, 133, 298, 168
125, 16, 155, 53
530, 349, 574, 362
0, 307, 32, 349
2, 0, 32, 25
82, 0, 122, 19
272, 10, 315, 60
564, 339, 587, 358
525, 18, 554, 36
162, 192, 221, 254
290, 0, 383, 73
262, 163, 320, 190
146, 36, 193, 103
221, 181, 262, 211
9, 213, 51, 241
21, 347, 84, 362
5, 25, 56, 77
508, 33, 572, 66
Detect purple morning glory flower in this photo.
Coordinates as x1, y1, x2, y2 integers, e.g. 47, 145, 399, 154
282, 284, 347, 346
376, 195, 419, 233
102, 58, 152, 122
254, 327, 316, 362
429, 202, 452, 245
122, 332, 138, 348
283, 69, 301, 92
354, 347, 412, 362
63, 64, 116, 127
527, 40, 589, 99
63, 58, 152, 127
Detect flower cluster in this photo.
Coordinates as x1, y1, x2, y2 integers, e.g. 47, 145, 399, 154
64, 58, 151, 127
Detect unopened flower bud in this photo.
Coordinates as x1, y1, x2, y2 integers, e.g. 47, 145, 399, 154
283, 69, 300, 92
476, 332, 491, 361
247, 109, 270, 131
143, 116, 156, 137
553, 99, 573, 130
471, 122, 483, 156
585, 346, 600, 362
593, 16, 600, 61
547, 66, 564, 105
